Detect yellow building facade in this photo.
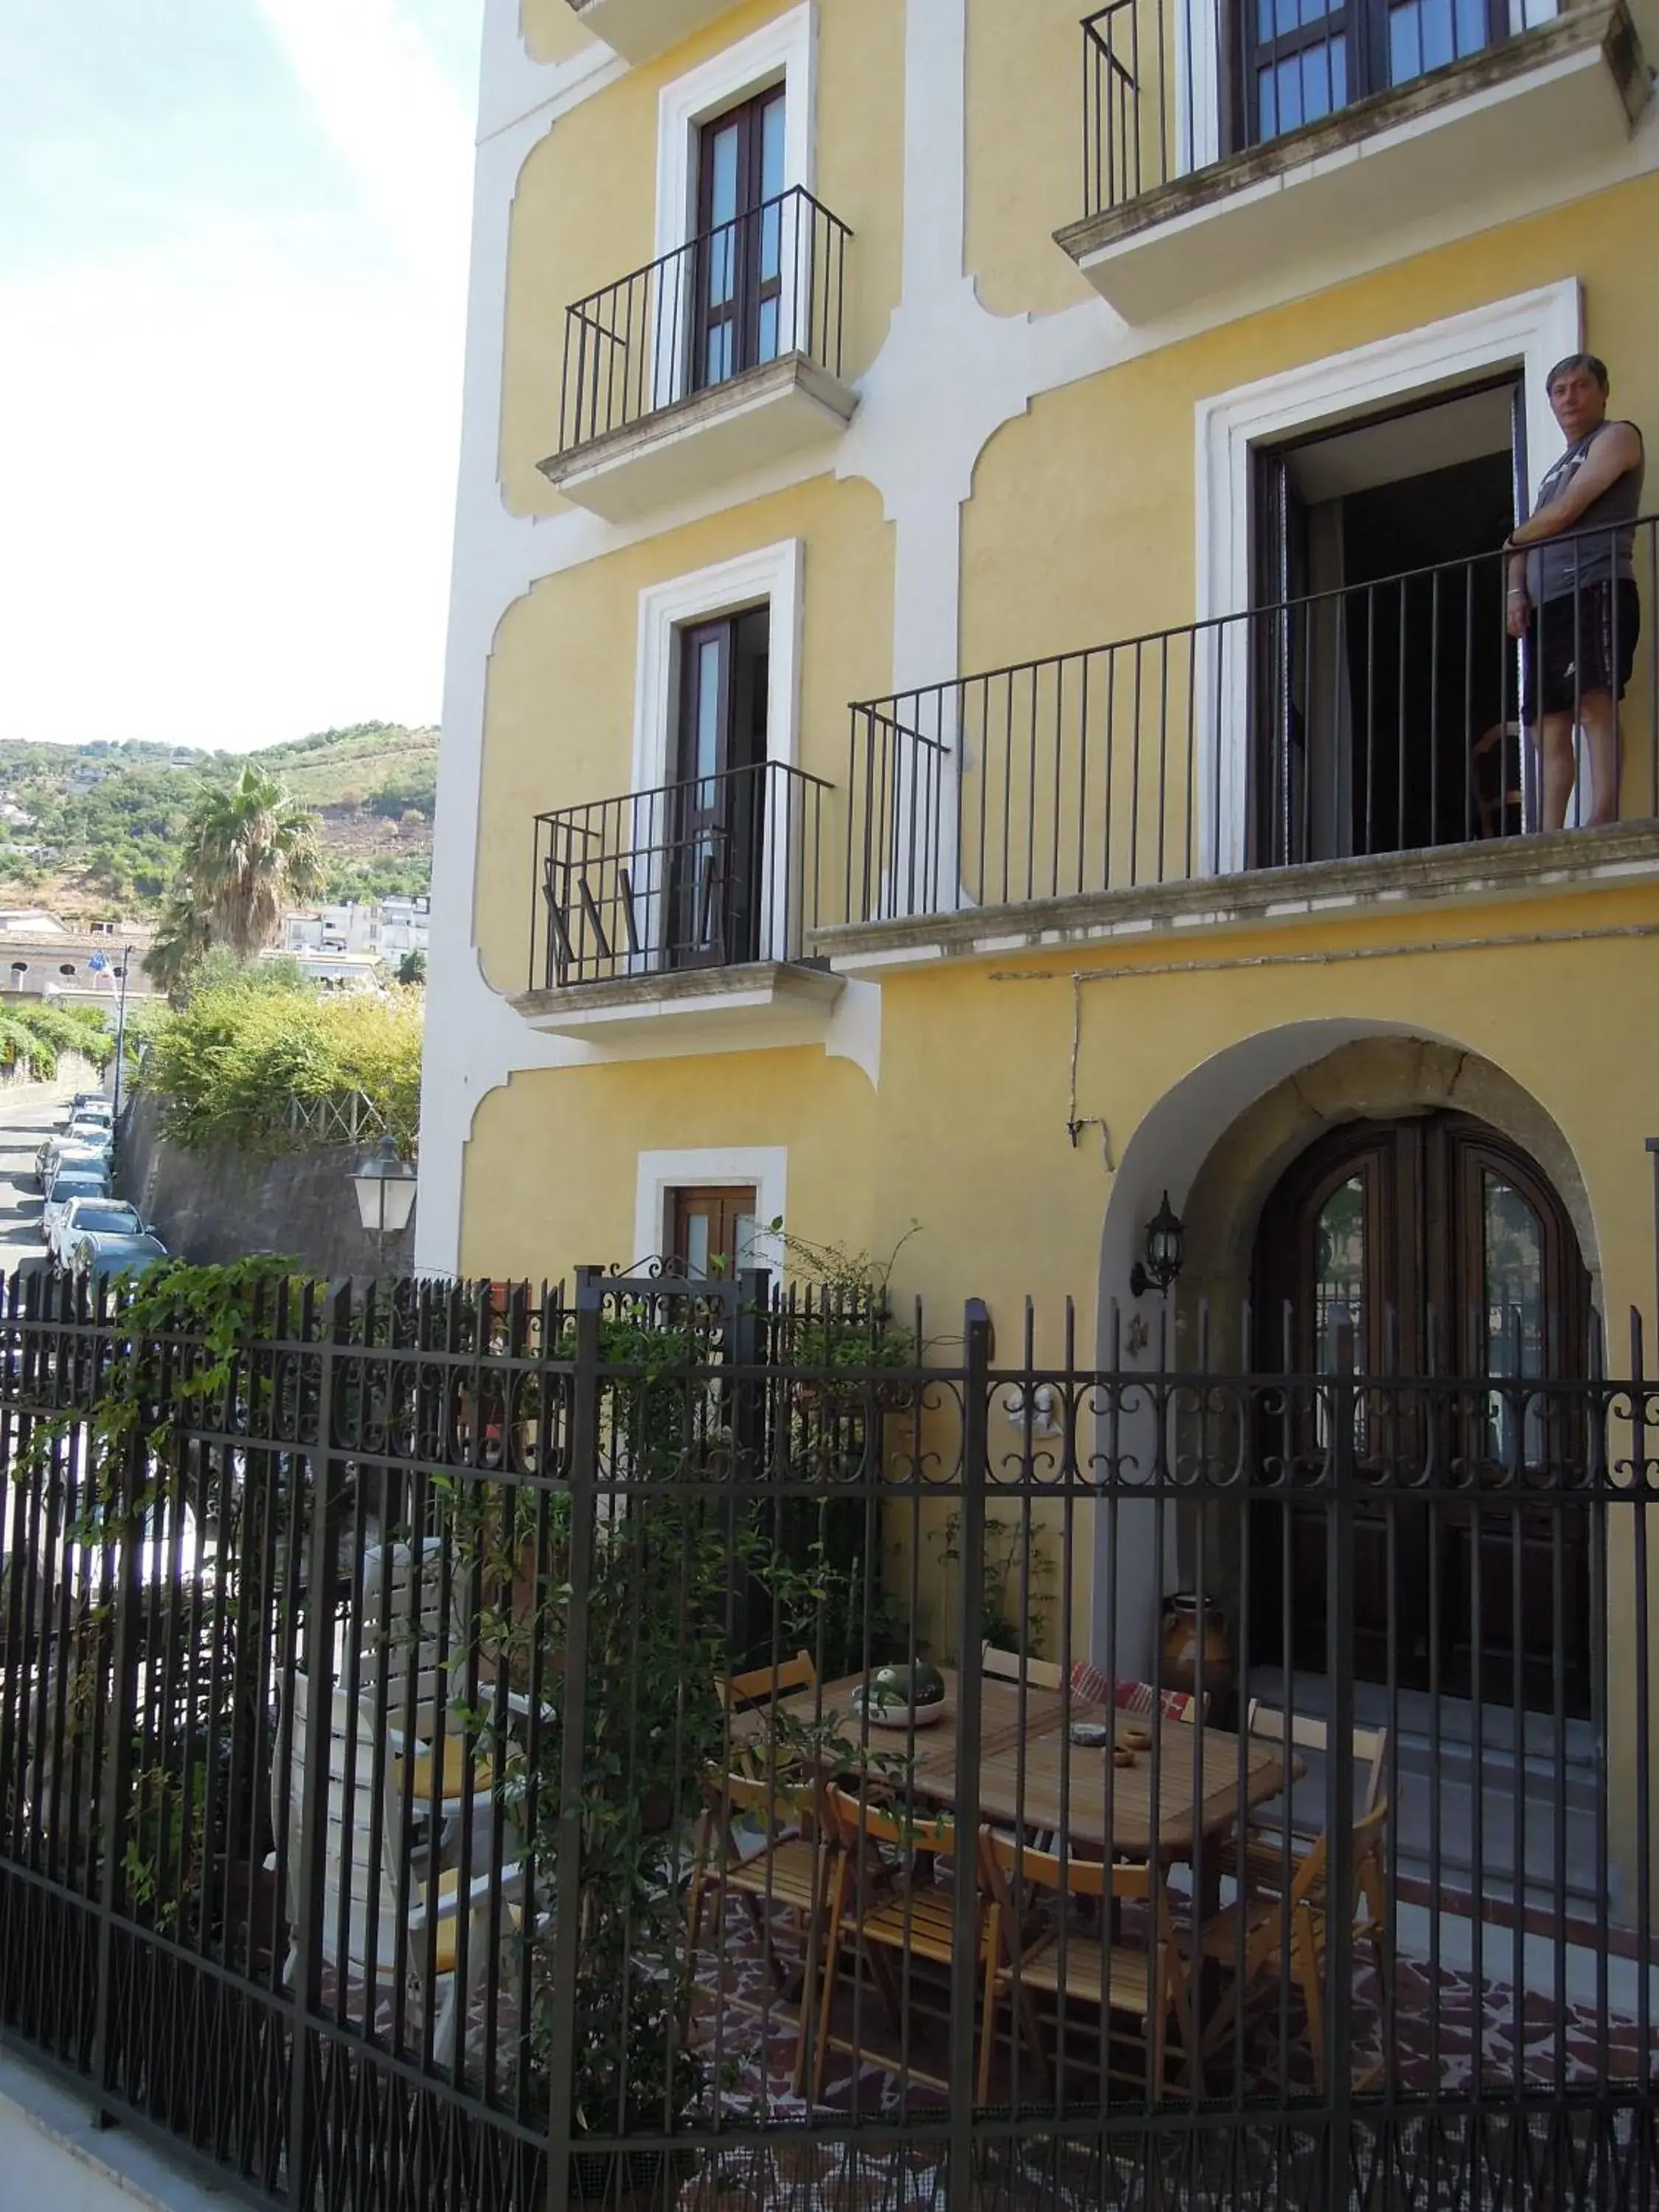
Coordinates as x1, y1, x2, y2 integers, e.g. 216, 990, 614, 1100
426, 0, 1659, 1902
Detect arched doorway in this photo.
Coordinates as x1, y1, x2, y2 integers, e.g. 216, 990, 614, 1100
1249, 1110, 1593, 1717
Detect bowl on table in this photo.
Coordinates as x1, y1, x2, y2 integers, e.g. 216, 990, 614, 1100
851, 1662, 948, 1730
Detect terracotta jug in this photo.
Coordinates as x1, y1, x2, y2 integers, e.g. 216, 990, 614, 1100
1160, 1593, 1231, 1703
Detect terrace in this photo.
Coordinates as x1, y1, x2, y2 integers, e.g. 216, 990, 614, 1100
1, 1266, 1655, 2211
829, 521, 1659, 967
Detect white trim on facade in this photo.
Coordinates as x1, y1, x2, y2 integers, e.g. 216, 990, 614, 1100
632, 539, 804, 790
632, 1146, 787, 1273
646, 7, 817, 406
631, 540, 805, 967
1192, 279, 1583, 869
653, 4, 816, 264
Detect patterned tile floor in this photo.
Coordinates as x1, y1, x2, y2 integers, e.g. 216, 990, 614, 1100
321, 1883, 1658, 2211
689, 1888, 1655, 2116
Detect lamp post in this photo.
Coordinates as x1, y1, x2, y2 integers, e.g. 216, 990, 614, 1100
108, 945, 132, 1126
350, 1135, 417, 1273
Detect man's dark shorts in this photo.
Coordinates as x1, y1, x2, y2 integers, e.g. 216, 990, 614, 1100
1524, 578, 1641, 721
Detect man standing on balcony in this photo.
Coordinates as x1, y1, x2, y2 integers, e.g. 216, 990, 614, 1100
1504, 355, 1644, 832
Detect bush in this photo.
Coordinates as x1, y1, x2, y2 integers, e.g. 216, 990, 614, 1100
0, 1012, 53, 1079
136, 975, 421, 1158
1, 1001, 114, 1078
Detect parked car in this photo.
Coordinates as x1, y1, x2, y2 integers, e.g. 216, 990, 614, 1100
69, 1228, 167, 1287
35, 1129, 112, 1190
49, 1197, 152, 1273
41, 1167, 114, 1249
41, 1143, 111, 1202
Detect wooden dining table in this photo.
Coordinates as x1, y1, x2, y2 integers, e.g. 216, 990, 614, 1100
737, 1667, 1297, 1905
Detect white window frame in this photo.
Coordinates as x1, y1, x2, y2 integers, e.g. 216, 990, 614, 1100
649, 4, 818, 410
634, 1147, 787, 1276
1192, 279, 1582, 871
630, 539, 805, 966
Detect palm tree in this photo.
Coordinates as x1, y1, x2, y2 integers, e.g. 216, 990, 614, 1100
142, 883, 212, 997
178, 765, 324, 960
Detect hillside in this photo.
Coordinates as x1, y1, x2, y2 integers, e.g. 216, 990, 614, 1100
0, 723, 437, 923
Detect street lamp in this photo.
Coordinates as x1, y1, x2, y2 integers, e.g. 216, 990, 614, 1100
350, 1135, 417, 1270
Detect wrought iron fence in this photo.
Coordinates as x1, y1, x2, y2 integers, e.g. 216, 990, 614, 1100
846, 520, 1658, 925
1082, 0, 1520, 220
557, 188, 852, 456
1, 1262, 1657, 2211
530, 759, 831, 990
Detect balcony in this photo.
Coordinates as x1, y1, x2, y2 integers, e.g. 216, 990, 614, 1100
512, 757, 843, 1042
539, 188, 857, 523
830, 524, 1659, 966
1055, 0, 1646, 324
566, 0, 737, 63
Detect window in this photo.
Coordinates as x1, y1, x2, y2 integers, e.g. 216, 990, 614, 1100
669, 1186, 760, 1279
693, 84, 787, 392
1242, 0, 1501, 145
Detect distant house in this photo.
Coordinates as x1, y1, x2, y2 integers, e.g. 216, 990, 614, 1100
0, 919, 153, 1001
279, 896, 430, 966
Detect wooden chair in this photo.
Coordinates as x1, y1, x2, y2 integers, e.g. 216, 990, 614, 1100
685, 1762, 835, 2096
815, 1784, 1016, 2106
1196, 1800, 1391, 2089
982, 1642, 1066, 1692
272, 1672, 525, 2070
714, 1648, 818, 1714
984, 1831, 1193, 2101
1217, 1705, 1389, 1906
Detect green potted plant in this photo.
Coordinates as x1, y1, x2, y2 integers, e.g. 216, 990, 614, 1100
769, 1222, 919, 1415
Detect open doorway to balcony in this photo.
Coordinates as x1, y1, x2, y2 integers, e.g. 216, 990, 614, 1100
669, 605, 770, 969
1251, 375, 1524, 866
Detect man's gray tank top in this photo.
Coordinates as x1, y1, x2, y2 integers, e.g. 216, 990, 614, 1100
1528, 421, 1645, 603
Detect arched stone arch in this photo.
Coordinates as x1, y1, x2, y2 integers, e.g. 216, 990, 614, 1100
1180, 1035, 1601, 1366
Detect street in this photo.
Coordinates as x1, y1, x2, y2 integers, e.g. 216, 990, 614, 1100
0, 1084, 90, 1276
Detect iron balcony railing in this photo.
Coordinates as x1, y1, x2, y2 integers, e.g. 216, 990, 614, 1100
557, 187, 852, 455
2, 1256, 1658, 2211
530, 758, 831, 990
1083, 0, 1526, 218
847, 519, 1658, 925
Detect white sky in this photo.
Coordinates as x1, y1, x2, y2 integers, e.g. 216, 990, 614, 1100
0, 0, 481, 751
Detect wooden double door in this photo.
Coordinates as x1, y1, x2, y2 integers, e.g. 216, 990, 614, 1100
1250, 1112, 1593, 1716
668, 605, 769, 969
693, 83, 786, 393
